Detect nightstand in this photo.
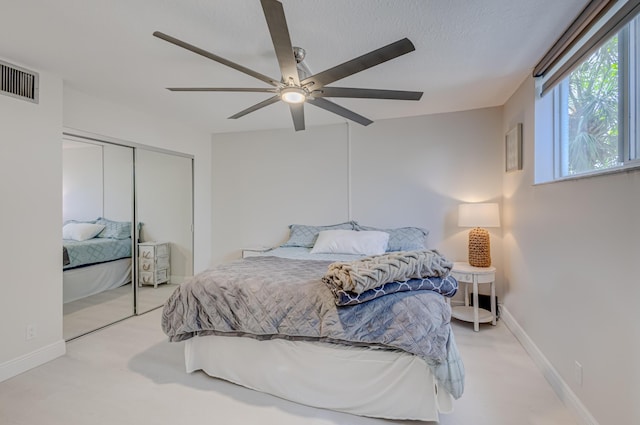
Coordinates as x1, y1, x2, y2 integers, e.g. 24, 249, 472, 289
450, 261, 496, 331
138, 241, 170, 288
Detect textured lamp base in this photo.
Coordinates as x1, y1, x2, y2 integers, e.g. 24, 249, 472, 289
468, 227, 491, 267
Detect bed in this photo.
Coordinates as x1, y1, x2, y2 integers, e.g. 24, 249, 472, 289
162, 223, 464, 421
62, 218, 134, 303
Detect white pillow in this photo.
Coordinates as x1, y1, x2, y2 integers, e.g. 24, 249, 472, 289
62, 223, 105, 241
311, 230, 389, 256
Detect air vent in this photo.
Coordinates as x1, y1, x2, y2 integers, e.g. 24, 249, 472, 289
1, 60, 39, 104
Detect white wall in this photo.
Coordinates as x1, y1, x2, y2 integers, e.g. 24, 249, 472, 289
503, 76, 640, 425
211, 108, 505, 300
0, 63, 65, 380
102, 143, 134, 222
62, 140, 133, 223
350, 109, 504, 271
62, 141, 103, 222
211, 124, 350, 265
63, 87, 212, 273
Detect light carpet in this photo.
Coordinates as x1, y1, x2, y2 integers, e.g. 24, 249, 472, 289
1, 309, 578, 425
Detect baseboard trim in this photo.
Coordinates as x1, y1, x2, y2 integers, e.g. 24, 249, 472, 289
500, 306, 599, 425
0, 340, 66, 383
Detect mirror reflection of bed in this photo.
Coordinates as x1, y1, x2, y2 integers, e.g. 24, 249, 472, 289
62, 138, 134, 340
62, 259, 133, 340
62, 135, 194, 340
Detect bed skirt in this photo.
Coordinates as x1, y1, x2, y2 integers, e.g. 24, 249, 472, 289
185, 334, 453, 421
63, 258, 132, 303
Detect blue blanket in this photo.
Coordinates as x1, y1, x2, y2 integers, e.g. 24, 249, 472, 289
63, 237, 132, 269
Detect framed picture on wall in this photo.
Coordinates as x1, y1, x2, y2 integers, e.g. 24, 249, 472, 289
505, 123, 523, 172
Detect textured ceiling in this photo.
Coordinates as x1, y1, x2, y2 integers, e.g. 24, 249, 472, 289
1, 0, 588, 133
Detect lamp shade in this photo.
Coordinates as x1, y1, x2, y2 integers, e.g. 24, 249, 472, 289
458, 203, 500, 228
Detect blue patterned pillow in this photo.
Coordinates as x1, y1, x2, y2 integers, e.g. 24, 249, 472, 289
96, 217, 131, 239
281, 221, 356, 248
355, 225, 428, 252
324, 275, 458, 306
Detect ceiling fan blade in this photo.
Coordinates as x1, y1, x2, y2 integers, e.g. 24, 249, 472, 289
260, 0, 300, 85
307, 98, 373, 126
301, 38, 415, 90
153, 31, 279, 87
167, 87, 277, 93
289, 103, 305, 131
312, 87, 423, 101
228, 95, 281, 119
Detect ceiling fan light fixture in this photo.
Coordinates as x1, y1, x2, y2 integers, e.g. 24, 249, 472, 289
280, 87, 306, 104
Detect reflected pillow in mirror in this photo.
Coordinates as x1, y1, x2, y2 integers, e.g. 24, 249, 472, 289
96, 217, 132, 239
62, 223, 106, 241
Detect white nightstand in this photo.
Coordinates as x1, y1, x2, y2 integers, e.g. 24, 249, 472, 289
450, 261, 496, 332
138, 241, 170, 288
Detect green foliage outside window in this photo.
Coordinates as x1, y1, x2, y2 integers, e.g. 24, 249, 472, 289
566, 36, 620, 175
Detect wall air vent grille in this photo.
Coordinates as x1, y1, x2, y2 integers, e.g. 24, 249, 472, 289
0, 60, 39, 103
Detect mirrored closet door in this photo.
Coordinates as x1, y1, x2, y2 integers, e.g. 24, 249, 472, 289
135, 148, 193, 314
62, 134, 194, 340
62, 137, 134, 340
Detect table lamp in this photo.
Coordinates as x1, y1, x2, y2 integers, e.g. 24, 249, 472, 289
458, 203, 500, 267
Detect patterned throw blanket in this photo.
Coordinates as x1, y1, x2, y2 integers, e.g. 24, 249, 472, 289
161, 256, 464, 398
323, 249, 453, 294
325, 275, 458, 306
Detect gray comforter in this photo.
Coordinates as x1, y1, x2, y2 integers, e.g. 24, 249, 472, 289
162, 256, 464, 398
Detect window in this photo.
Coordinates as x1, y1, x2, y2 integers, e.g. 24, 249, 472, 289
556, 32, 622, 176
535, 2, 640, 183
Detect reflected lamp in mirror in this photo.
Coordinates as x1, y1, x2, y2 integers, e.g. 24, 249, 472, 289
458, 203, 500, 267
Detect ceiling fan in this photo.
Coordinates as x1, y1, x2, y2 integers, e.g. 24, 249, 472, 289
153, 0, 423, 131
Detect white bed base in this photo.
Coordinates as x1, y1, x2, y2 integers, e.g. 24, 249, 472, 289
63, 258, 132, 303
185, 335, 453, 421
